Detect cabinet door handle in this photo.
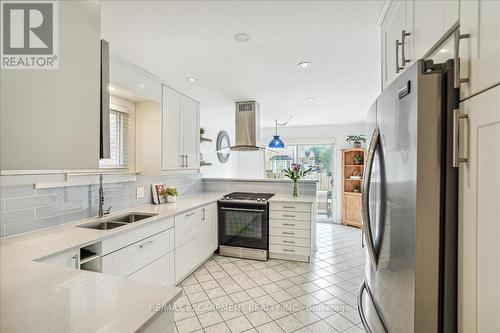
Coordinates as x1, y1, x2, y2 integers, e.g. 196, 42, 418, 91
283, 206, 296, 209
180, 155, 185, 168
400, 30, 411, 66
201, 208, 206, 221
283, 232, 295, 235
452, 109, 469, 167
283, 248, 295, 252
72, 254, 79, 269
453, 29, 470, 89
283, 223, 295, 227
395, 39, 404, 73
185, 211, 195, 217
139, 240, 153, 248
283, 240, 295, 244
184, 154, 188, 168
283, 214, 295, 218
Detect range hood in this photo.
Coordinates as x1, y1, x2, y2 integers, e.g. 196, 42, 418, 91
230, 101, 263, 151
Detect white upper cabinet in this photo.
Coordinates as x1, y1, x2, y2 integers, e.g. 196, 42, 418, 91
458, 0, 500, 100
0, 1, 101, 170
162, 85, 200, 171
381, 0, 410, 90
380, 0, 460, 90
412, 0, 459, 60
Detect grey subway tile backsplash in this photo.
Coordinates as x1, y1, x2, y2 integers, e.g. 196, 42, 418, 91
0, 172, 203, 238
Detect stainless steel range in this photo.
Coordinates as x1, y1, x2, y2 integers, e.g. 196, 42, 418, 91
218, 192, 275, 261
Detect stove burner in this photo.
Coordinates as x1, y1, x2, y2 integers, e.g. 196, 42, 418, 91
220, 192, 275, 202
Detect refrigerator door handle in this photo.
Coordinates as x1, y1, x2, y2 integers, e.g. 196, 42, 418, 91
358, 281, 389, 333
362, 127, 379, 270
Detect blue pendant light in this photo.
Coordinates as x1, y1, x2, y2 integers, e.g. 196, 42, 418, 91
268, 134, 285, 149
268, 117, 292, 149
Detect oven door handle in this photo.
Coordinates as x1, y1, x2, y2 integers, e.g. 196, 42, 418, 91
220, 207, 265, 213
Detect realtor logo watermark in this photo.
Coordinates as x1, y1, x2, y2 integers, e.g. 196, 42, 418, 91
1, 1, 58, 69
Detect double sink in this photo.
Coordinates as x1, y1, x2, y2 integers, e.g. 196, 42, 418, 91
78, 213, 158, 230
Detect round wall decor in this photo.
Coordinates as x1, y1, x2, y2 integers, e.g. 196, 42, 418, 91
216, 130, 231, 163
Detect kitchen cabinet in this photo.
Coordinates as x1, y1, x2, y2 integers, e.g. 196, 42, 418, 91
412, 0, 459, 60
38, 248, 79, 269
380, 0, 460, 90
128, 252, 175, 286
458, 0, 500, 100
381, 0, 410, 90
174, 203, 217, 282
269, 201, 313, 262
0, 1, 101, 170
458, 85, 500, 333
101, 228, 174, 277
162, 85, 200, 171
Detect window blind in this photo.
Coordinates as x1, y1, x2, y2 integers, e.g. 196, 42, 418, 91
99, 109, 131, 168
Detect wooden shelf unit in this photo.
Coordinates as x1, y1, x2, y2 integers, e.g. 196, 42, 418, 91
341, 148, 365, 228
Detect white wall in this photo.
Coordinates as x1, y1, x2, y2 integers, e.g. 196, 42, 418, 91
260, 123, 367, 223
199, 104, 238, 178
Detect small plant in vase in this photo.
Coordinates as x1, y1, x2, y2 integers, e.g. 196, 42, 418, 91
353, 184, 361, 193
353, 154, 363, 165
284, 164, 312, 197
164, 187, 178, 203
346, 135, 366, 148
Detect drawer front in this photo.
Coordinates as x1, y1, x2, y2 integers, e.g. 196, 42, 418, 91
175, 208, 201, 248
101, 217, 174, 255
128, 252, 174, 286
269, 244, 310, 256
270, 202, 311, 213
102, 228, 174, 277
270, 227, 310, 239
269, 235, 310, 248
269, 219, 310, 230
270, 210, 311, 221
175, 234, 206, 282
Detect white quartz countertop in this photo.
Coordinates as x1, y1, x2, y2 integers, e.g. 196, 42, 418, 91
203, 177, 318, 183
269, 194, 316, 203
0, 192, 223, 333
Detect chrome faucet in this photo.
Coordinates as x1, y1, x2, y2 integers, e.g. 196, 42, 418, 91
98, 174, 111, 218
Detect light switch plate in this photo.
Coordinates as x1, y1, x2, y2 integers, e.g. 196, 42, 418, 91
136, 186, 145, 198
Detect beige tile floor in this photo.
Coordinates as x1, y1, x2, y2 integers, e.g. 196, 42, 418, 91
173, 223, 366, 333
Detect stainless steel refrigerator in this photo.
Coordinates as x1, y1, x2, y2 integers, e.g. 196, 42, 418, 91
358, 59, 458, 333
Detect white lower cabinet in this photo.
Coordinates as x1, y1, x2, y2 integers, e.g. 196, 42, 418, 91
174, 203, 217, 283
269, 201, 313, 262
128, 252, 174, 286
38, 248, 79, 269
101, 228, 174, 277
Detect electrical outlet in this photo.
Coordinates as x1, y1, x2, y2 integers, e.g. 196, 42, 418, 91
136, 186, 145, 198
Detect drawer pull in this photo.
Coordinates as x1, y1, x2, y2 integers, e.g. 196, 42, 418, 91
283, 249, 295, 252
283, 240, 295, 244
283, 232, 295, 235
283, 206, 296, 209
185, 212, 195, 217
283, 214, 295, 218
139, 240, 153, 248
283, 223, 295, 226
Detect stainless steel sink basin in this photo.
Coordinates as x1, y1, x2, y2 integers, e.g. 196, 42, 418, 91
111, 213, 157, 223
79, 221, 128, 230
77, 213, 157, 230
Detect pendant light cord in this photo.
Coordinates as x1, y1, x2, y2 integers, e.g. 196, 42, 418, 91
274, 115, 293, 135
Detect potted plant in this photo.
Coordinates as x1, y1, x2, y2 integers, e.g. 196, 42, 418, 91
346, 135, 366, 148
164, 187, 178, 203
353, 184, 360, 193
353, 154, 363, 165
284, 164, 312, 197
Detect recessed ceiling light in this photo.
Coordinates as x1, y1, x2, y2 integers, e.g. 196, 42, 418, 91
138, 84, 145, 88
298, 61, 312, 68
234, 33, 250, 43
108, 85, 115, 91
307, 98, 316, 102
187, 77, 198, 82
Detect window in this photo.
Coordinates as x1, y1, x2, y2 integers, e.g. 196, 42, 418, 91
99, 109, 131, 168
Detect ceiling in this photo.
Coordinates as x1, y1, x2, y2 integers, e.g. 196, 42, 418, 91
102, 0, 384, 127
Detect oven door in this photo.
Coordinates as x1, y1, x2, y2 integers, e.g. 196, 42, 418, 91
218, 202, 268, 250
